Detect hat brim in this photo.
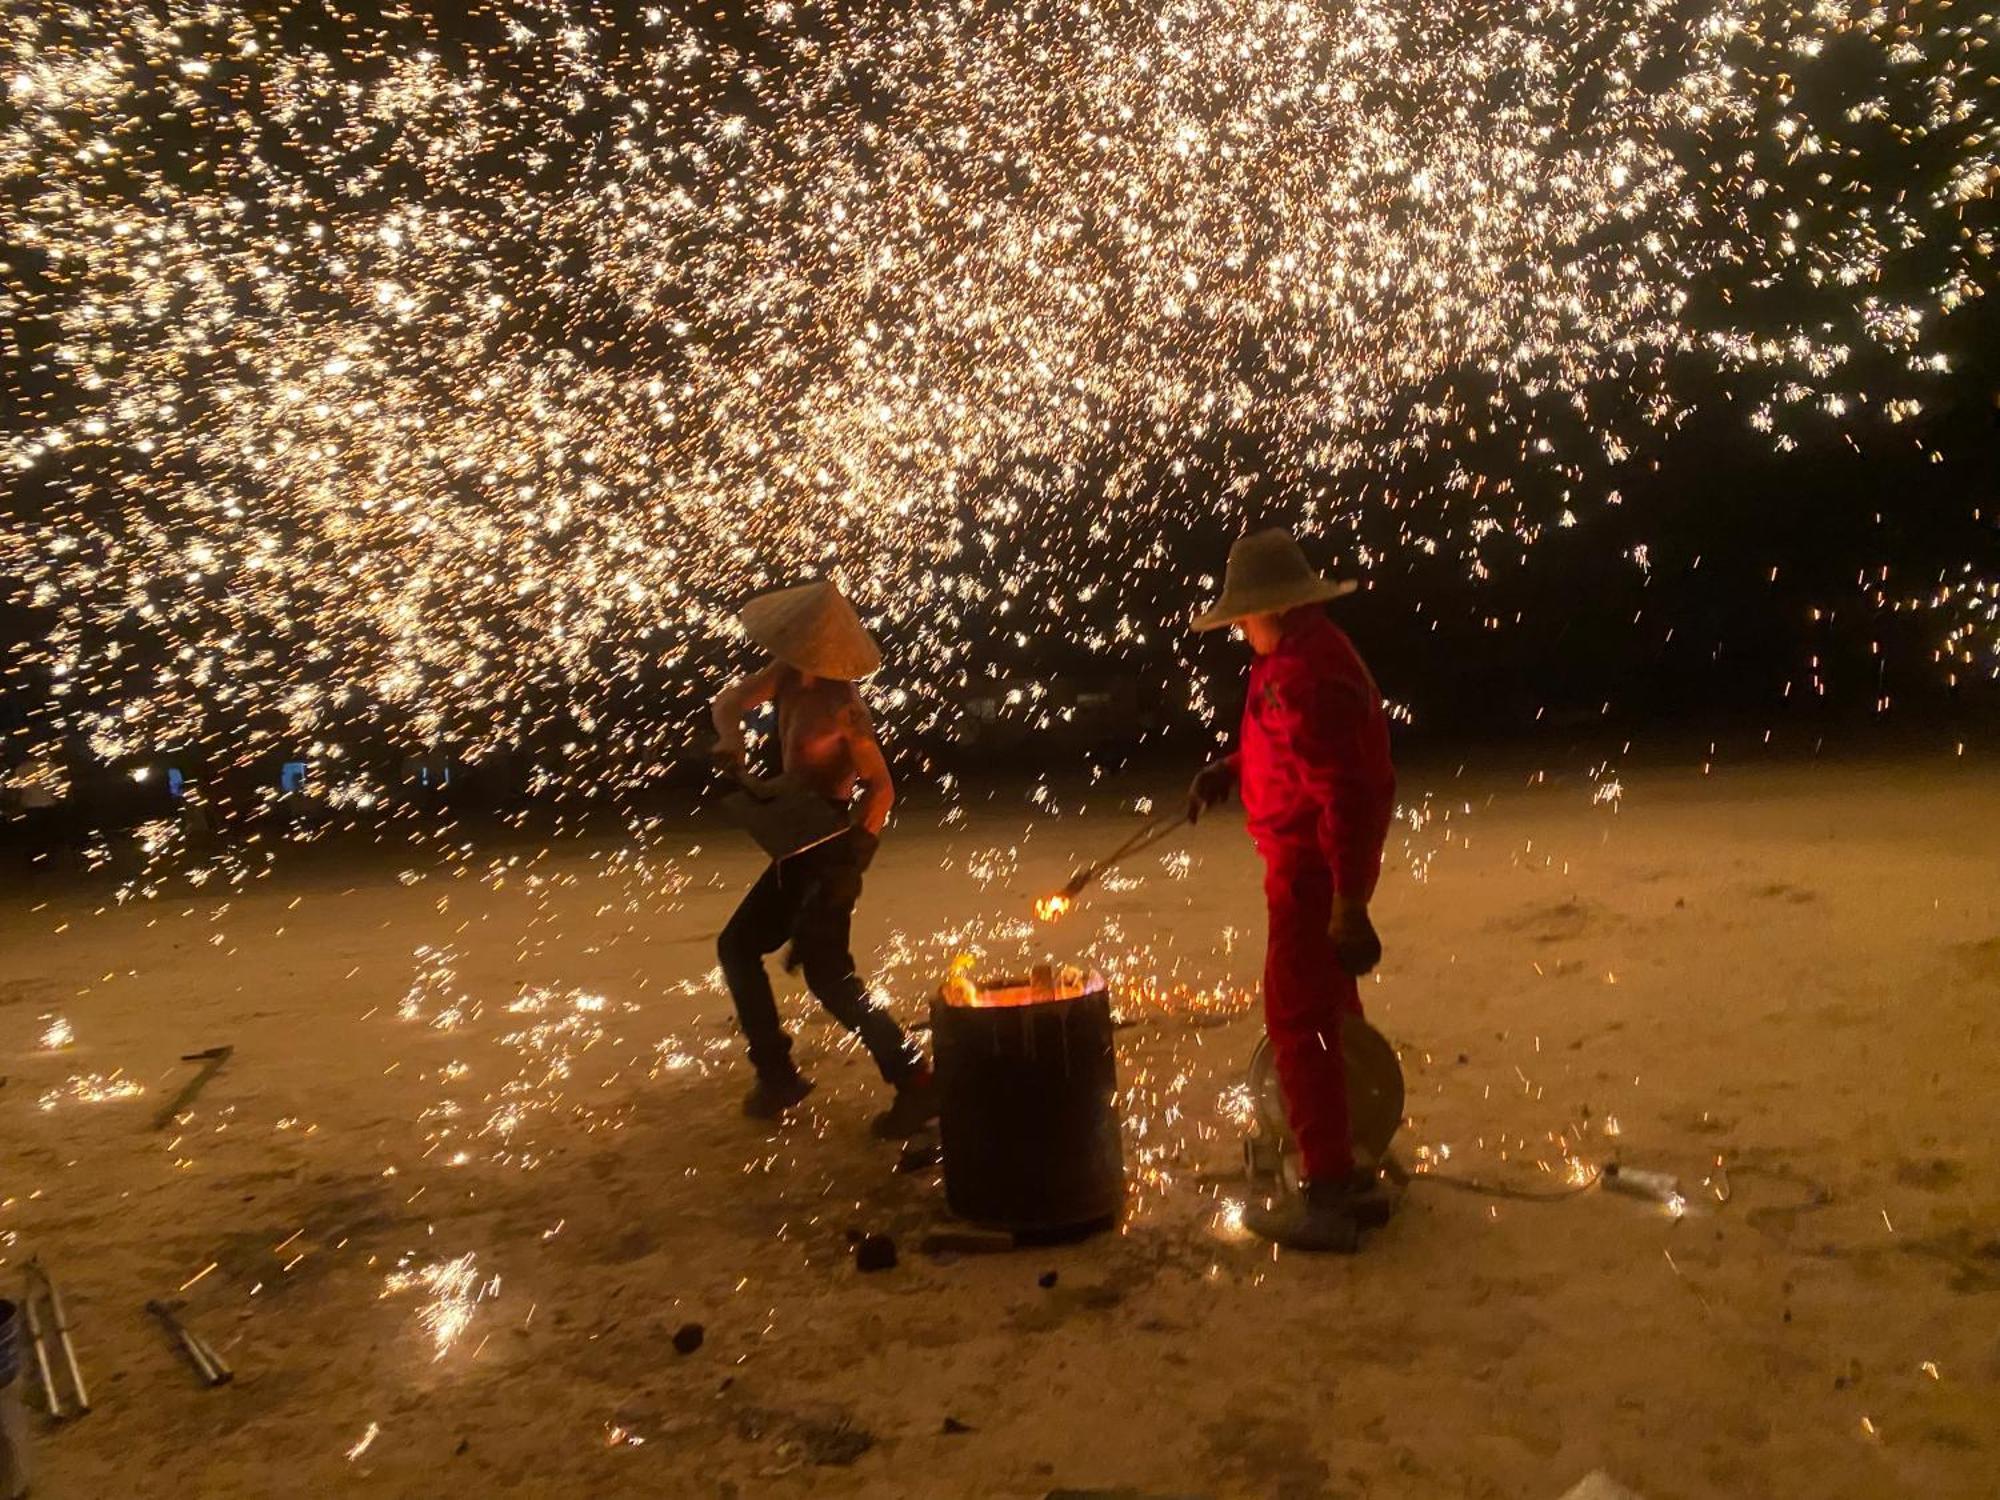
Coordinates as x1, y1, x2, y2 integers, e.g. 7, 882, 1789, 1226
740, 592, 884, 680
1191, 576, 1359, 632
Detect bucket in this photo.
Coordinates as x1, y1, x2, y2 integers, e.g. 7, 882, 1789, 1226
932, 970, 1124, 1234
0, 1299, 29, 1500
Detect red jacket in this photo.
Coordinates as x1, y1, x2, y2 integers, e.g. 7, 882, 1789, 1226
1228, 611, 1395, 900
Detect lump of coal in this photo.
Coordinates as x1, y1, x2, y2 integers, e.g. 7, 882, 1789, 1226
1037, 1270, 1059, 1289
671, 1322, 705, 1355
854, 1233, 898, 1273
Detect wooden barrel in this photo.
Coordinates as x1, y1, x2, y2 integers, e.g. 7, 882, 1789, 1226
931, 980, 1124, 1234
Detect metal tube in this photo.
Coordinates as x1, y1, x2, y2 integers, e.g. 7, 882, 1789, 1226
17, 1298, 58, 1421
36, 1276, 86, 1415
187, 1330, 232, 1386
146, 1301, 219, 1386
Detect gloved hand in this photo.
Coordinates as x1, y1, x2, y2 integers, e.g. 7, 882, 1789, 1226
850, 827, 881, 871
1185, 759, 1238, 825
1331, 900, 1382, 977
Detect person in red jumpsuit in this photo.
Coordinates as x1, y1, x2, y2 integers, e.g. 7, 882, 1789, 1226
1187, 527, 1397, 1252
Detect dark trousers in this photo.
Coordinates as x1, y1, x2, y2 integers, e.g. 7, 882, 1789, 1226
718, 832, 919, 1084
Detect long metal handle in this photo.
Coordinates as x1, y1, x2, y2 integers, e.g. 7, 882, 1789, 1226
37, 1277, 87, 1414
1062, 810, 1194, 897
18, 1295, 60, 1420
187, 1330, 232, 1386
146, 1301, 219, 1385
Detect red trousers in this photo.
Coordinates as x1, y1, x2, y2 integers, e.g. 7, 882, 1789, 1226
1262, 851, 1362, 1182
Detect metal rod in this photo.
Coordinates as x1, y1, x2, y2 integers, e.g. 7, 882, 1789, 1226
17, 1294, 59, 1421
150, 1045, 234, 1132
34, 1272, 86, 1414
1059, 811, 1193, 899
186, 1329, 232, 1386
145, 1301, 219, 1386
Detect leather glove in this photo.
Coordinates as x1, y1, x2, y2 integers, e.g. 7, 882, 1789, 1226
1185, 759, 1238, 825
1331, 902, 1382, 977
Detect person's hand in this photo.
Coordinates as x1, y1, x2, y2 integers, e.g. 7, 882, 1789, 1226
710, 738, 750, 781
1186, 759, 1238, 825
850, 827, 881, 871
1331, 900, 1382, 977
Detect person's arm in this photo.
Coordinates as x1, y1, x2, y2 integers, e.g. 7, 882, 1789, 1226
709, 661, 786, 773
846, 702, 894, 838
1273, 658, 1389, 898
1277, 661, 1394, 973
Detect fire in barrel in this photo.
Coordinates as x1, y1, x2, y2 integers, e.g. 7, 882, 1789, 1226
932, 961, 1125, 1235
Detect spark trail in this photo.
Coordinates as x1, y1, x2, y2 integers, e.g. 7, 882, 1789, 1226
4, 0, 1995, 818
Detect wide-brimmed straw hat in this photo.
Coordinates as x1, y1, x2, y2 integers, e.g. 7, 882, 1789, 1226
1191, 527, 1358, 631
739, 581, 882, 680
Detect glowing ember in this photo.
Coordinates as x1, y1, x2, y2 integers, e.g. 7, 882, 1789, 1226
1034, 893, 1073, 923
38, 1015, 74, 1050
942, 963, 1103, 1009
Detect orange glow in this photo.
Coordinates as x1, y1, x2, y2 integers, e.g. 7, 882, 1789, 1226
940, 962, 1104, 1009
942, 953, 981, 1007
1034, 892, 1073, 922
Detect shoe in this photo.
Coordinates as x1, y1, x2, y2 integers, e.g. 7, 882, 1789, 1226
743, 1069, 815, 1119
1335, 1168, 1396, 1229
1242, 1174, 1388, 1253
870, 1068, 940, 1139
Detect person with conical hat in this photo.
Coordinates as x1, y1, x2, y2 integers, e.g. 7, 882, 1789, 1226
711, 580, 937, 1133
1185, 527, 1397, 1251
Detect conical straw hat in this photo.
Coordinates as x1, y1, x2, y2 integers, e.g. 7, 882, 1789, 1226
1191, 527, 1358, 632
739, 581, 882, 680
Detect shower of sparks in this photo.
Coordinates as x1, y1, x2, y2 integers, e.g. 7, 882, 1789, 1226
37, 1070, 144, 1111
396, 953, 651, 1168
37, 1015, 74, 1050
1217, 1081, 1258, 1129
1212, 1198, 1250, 1239
2, 0, 1995, 837
381, 1251, 496, 1361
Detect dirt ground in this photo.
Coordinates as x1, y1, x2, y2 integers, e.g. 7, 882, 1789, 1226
3, 748, 1998, 1499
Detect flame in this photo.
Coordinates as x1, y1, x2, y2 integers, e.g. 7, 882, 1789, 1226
1034, 892, 1072, 922
942, 952, 980, 1007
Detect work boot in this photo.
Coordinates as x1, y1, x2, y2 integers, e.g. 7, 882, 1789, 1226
1335, 1167, 1396, 1229
1243, 1173, 1388, 1253
870, 1067, 940, 1139
742, 1067, 815, 1119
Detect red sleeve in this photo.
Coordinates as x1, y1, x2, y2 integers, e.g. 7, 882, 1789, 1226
1276, 660, 1395, 902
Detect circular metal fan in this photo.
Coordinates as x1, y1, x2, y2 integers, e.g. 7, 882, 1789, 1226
1246, 1013, 1404, 1170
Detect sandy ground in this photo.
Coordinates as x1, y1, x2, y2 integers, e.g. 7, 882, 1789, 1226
3, 749, 1998, 1499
